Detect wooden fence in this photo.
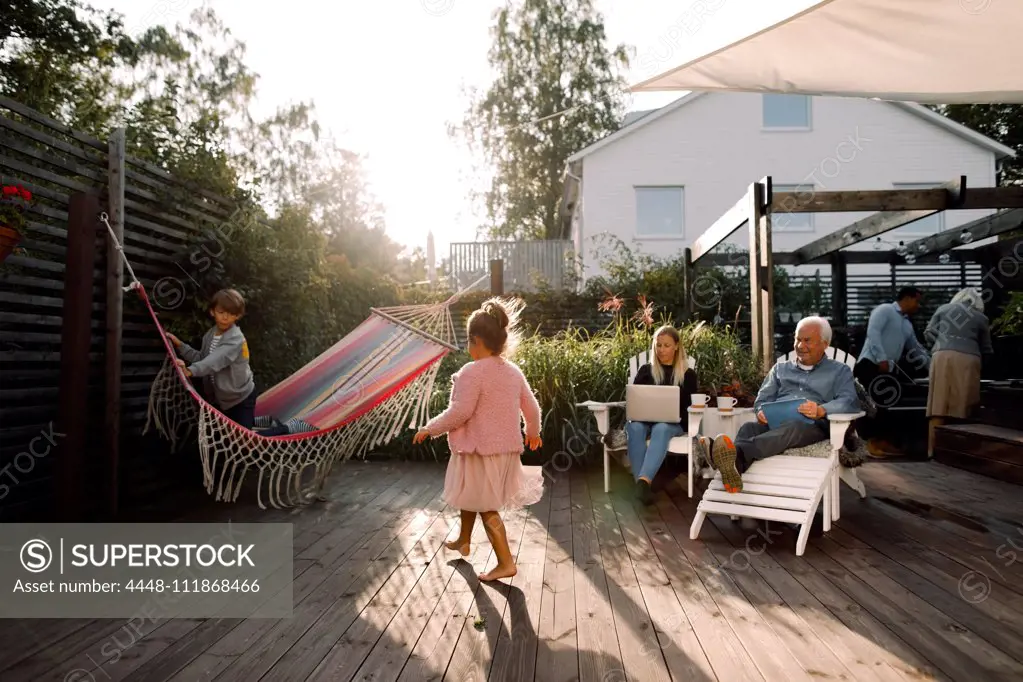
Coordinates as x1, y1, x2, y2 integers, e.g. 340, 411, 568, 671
0, 97, 244, 522
448, 240, 575, 292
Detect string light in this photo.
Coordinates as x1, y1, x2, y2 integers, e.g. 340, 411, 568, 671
960, 230, 974, 244
939, 252, 951, 264
905, 253, 916, 264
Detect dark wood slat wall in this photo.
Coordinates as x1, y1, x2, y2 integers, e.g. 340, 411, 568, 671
0, 98, 239, 521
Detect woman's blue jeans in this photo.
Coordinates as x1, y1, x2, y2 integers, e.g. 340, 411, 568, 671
625, 420, 686, 482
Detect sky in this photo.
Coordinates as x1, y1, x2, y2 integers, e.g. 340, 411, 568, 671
91, 0, 820, 258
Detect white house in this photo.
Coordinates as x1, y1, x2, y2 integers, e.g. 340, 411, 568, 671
561, 92, 1016, 283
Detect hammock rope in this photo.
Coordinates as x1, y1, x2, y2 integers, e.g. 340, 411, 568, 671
99, 213, 485, 509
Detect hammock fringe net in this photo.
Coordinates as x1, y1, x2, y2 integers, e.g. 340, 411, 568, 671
143, 294, 464, 510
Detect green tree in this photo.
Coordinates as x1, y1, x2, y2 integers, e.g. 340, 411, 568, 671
1, 1, 423, 381
452, 0, 629, 240
934, 104, 1023, 186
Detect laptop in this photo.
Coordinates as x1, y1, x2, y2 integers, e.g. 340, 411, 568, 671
626, 385, 680, 423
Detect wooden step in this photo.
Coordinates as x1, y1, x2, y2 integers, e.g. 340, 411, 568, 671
933, 423, 1023, 484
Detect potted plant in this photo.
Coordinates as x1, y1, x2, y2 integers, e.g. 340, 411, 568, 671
0, 184, 32, 262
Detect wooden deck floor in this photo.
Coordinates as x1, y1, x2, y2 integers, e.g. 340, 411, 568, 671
2, 457, 1022, 681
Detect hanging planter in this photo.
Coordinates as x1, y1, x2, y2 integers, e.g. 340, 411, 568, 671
0, 184, 32, 263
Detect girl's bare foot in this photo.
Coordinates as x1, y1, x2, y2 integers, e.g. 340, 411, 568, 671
479, 563, 517, 582
445, 539, 470, 556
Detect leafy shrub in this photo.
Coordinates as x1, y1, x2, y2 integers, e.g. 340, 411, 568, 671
381, 315, 766, 462
992, 291, 1023, 336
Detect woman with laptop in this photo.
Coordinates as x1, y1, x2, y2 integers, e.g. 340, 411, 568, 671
625, 324, 698, 504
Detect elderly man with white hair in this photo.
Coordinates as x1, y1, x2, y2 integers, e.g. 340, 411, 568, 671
697, 315, 860, 495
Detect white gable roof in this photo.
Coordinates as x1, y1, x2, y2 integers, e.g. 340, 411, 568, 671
567, 92, 1016, 163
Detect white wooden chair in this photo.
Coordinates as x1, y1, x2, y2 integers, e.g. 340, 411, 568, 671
688, 346, 866, 556
577, 351, 704, 497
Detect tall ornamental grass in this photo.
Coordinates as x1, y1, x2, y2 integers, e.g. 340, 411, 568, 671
386, 318, 766, 462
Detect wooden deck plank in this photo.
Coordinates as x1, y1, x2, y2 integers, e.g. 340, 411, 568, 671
86, 464, 402, 682
844, 494, 1023, 592
0, 471, 309, 682
392, 513, 497, 682
162, 472, 440, 681
835, 506, 1023, 625
350, 508, 491, 681
859, 463, 1021, 533
752, 528, 951, 682
125, 465, 421, 682
609, 475, 717, 682
702, 512, 915, 682
276, 485, 455, 680
4, 458, 1021, 682
812, 533, 1023, 678
534, 473, 579, 682
0, 461, 398, 679
567, 467, 625, 682
651, 474, 815, 682
207, 478, 447, 681
439, 496, 532, 680
794, 538, 1002, 682
659, 479, 864, 682
487, 477, 553, 682
585, 470, 673, 682
647, 488, 765, 682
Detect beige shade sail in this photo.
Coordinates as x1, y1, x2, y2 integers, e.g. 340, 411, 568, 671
630, 0, 1023, 103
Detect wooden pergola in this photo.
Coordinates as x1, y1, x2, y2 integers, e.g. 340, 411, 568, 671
683, 176, 1023, 370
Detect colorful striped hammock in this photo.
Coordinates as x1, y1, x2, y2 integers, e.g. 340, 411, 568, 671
96, 215, 482, 509
138, 282, 474, 509
99, 213, 479, 509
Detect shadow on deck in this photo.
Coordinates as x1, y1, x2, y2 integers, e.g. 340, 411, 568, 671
1, 456, 1021, 681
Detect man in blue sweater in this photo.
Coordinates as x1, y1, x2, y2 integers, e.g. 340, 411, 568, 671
700, 316, 860, 494
854, 287, 930, 456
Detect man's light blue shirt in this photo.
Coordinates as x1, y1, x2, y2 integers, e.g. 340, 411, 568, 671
753, 357, 860, 418
859, 302, 930, 368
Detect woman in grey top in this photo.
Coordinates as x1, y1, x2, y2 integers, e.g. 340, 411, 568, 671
923, 287, 994, 455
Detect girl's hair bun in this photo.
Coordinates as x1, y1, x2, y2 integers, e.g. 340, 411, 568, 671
483, 300, 509, 329
467, 296, 525, 356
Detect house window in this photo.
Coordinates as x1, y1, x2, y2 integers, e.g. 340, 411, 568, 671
762, 94, 811, 129
893, 182, 946, 235
635, 186, 684, 237
772, 184, 814, 232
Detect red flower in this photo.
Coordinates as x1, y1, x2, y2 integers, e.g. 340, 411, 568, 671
2, 185, 32, 202
632, 294, 655, 327
598, 288, 624, 313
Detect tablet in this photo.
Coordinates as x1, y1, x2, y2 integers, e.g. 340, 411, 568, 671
760, 397, 815, 429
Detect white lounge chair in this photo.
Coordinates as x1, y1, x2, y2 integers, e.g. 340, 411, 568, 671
688, 346, 866, 556
577, 351, 703, 497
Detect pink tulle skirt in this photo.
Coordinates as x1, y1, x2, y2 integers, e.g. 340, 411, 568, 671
443, 450, 545, 513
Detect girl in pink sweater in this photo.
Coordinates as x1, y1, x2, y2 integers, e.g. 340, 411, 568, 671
413, 297, 544, 582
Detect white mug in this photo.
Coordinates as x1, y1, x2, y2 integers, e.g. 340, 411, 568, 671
691, 393, 709, 408
717, 396, 737, 411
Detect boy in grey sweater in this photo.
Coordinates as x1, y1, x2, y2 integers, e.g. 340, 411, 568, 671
167, 289, 257, 429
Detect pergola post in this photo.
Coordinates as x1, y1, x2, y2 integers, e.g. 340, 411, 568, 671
760, 185, 775, 370
748, 178, 774, 371
683, 247, 694, 321
830, 253, 847, 328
